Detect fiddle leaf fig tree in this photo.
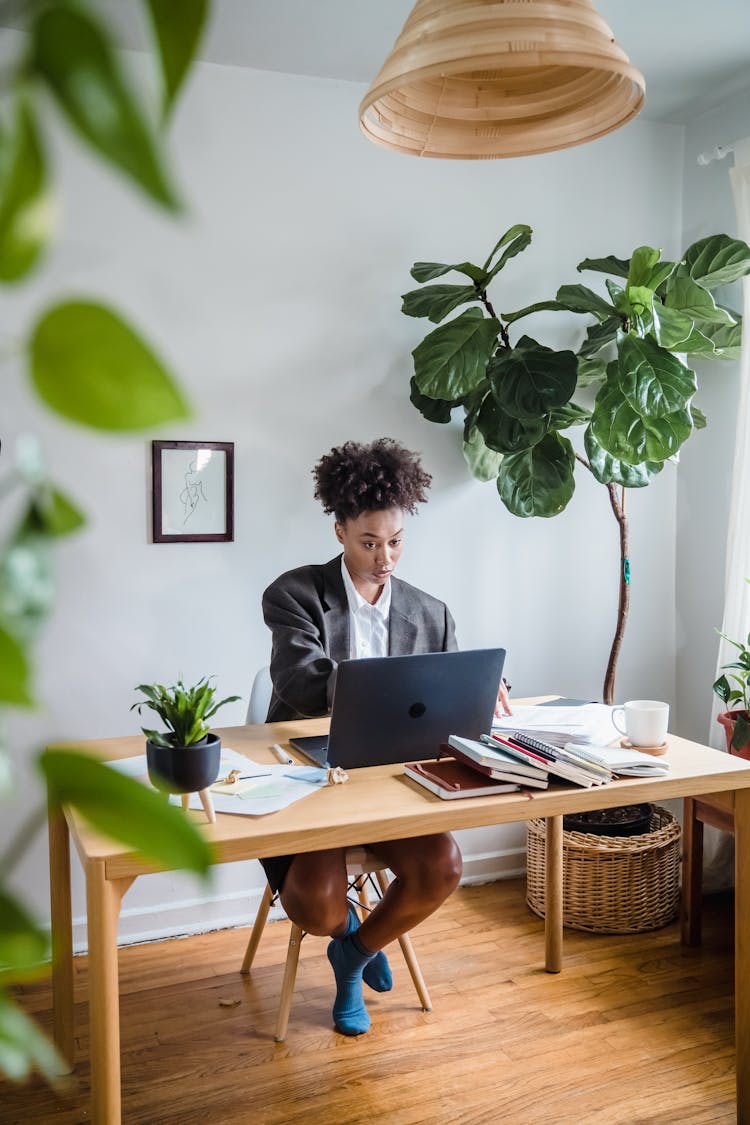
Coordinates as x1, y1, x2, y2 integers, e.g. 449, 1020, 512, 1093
403, 226, 750, 704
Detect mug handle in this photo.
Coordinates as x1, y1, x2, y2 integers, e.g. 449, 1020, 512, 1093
612, 706, 626, 735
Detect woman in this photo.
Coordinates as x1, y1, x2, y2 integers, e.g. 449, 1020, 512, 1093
262, 438, 504, 1036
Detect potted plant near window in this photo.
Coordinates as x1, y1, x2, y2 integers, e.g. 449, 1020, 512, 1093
713, 611, 750, 759
132, 677, 240, 821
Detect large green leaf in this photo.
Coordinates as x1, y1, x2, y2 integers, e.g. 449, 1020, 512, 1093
476, 394, 548, 453
409, 377, 457, 423
576, 356, 608, 386
496, 432, 575, 517
145, 0, 208, 118
548, 401, 591, 430
691, 404, 707, 430
0, 626, 33, 706
482, 224, 532, 271
410, 260, 485, 284
591, 375, 692, 464
502, 284, 613, 325
18, 486, 85, 538
32, 4, 178, 209
583, 425, 662, 487
487, 336, 577, 420
650, 302, 694, 349
0, 100, 53, 283
684, 234, 750, 290
39, 750, 212, 875
665, 266, 736, 325
462, 425, 503, 482
578, 316, 620, 358
484, 225, 532, 282
554, 284, 614, 322
0, 993, 66, 1085
0, 890, 49, 981
30, 301, 190, 430
401, 284, 477, 323
626, 246, 661, 288
412, 308, 499, 400
693, 316, 743, 359
618, 334, 696, 418
577, 254, 630, 278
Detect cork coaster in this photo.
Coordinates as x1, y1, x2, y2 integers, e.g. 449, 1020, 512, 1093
620, 737, 668, 757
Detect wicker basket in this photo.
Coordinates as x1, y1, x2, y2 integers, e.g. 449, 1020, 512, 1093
526, 806, 681, 934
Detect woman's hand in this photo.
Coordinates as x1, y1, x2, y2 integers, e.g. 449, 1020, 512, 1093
495, 678, 512, 717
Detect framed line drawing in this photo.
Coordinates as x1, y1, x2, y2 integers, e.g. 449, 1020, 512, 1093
152, 441, 234, 543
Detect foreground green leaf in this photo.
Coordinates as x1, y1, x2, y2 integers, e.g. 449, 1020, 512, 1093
40, 751, 212, 875
412, 308, 499, 400
578, 316, 620, 358
0, 99, 53, 282
497, 432, 575, 517
18, 486, 85, 538
0, 890, 49, 981
32, 4, 178, 209
548, 401, 592, 430
0, 993, 66, 1085
30, 301, 190, 430
0, 626, 33, 706
145, 0, 208, 118
684, 234, 750, 290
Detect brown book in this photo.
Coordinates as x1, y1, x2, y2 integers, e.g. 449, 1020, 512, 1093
404, 758, 521, 799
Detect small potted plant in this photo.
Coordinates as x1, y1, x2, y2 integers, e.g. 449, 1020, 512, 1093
132, 677, 241, 818
713, 609, 750, 759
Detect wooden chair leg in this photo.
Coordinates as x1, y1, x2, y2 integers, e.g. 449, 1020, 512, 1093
374, 870, 432, 1012
241, 884, 274, 973
275, 924, 303, 1042
681, 797, 705, 946
355, 875, 371, 914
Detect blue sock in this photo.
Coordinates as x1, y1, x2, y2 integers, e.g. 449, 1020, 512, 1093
326, 932, 373, 1036
342, 904, 393, 993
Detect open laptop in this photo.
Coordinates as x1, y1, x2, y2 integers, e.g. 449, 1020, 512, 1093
289, 647, 506, 768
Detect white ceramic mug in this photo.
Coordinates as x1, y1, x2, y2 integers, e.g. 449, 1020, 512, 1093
612, 700, 670, 747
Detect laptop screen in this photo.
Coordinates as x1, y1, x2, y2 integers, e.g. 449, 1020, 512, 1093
292, 648, 505, 769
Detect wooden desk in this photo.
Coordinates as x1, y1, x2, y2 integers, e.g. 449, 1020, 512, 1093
47, 718, 750, 1124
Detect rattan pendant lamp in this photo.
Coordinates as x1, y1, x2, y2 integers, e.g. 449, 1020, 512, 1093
359, 0, 645, 159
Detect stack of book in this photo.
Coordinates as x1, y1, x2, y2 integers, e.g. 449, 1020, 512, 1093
404, 731, 670, 800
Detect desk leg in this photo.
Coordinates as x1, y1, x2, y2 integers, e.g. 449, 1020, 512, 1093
86, 861, 129, 1125
735, 788, 750, 1121
545, 815, 563, 973
48, 796, 74, 1071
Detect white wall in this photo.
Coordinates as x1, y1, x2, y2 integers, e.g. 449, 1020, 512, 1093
676, 90, 750, 744
5, 53, 685, 946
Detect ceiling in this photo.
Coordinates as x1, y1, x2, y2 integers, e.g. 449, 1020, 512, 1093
13, 1, 750, 125
96, 0, 750, 125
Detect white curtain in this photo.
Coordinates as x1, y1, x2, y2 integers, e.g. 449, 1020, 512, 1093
704, 138, 750, 890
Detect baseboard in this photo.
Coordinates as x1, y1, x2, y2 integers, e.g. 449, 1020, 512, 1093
71, 845, 528, 952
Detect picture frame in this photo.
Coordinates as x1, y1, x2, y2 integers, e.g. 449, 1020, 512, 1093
151, 441, 234, 543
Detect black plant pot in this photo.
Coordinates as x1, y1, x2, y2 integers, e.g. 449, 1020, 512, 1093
563, 803, 654, 838
146, 732, 221, 795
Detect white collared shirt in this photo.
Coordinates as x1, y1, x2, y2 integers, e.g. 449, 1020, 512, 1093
340, 556, 391, 660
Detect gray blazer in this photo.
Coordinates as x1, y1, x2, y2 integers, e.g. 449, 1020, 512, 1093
262, 554, 458, 722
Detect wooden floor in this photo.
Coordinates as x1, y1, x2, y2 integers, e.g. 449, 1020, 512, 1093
3, 880, 736, 1124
